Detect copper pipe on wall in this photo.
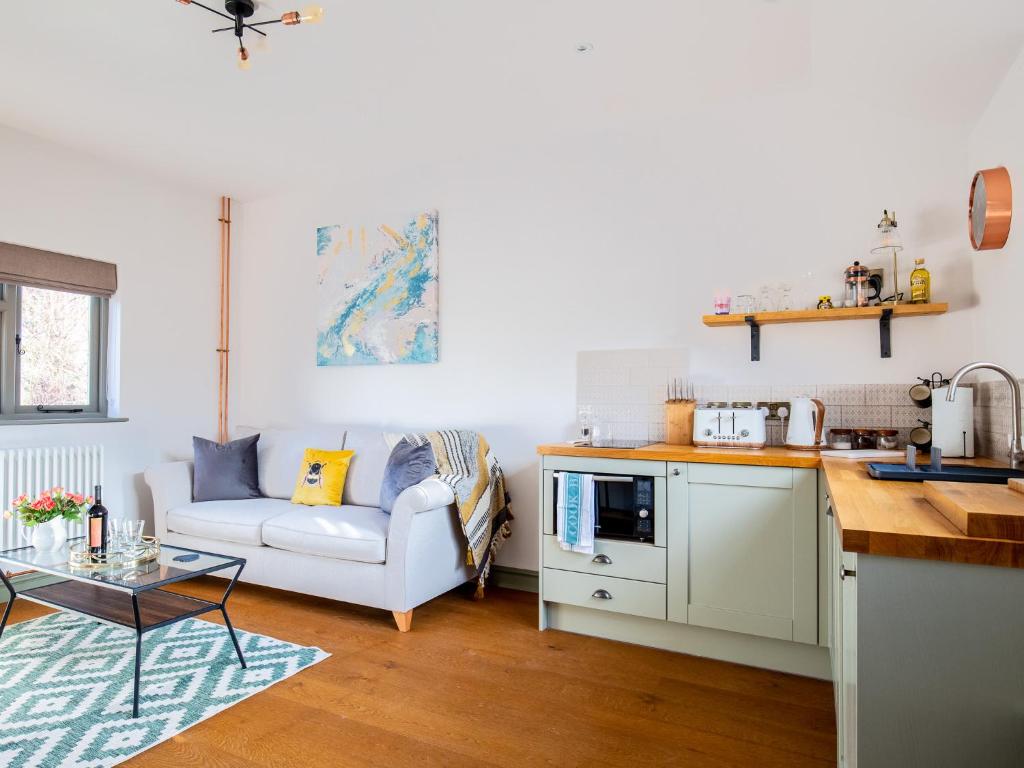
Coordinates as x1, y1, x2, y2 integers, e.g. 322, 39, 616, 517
217, 196, 232, 444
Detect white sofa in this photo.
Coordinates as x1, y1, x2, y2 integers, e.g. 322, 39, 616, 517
144, 426, 475, 631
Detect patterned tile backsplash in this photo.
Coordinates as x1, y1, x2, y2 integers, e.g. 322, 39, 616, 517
577, 349, 688, 443
973, 379, 1024, 461
576, 350, 934, 447
577, 351, 1020, 456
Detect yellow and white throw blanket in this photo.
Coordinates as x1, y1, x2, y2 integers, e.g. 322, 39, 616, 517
400, 430, 513, 597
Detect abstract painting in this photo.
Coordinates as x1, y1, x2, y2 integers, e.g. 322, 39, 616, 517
316, 211, 439, 366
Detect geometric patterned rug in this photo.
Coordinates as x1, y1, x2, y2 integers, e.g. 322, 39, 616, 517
0, 611, 329, 768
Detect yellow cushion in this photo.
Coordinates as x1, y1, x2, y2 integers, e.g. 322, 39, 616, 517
291, 449, 354, 507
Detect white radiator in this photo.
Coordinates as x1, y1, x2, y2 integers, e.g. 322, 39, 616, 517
0, 445, 104, 550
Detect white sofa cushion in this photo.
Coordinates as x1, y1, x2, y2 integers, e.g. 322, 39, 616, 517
262, 504, 389, 564
166, 498, 297, 546
236, 425, 346, 499
341, 429, 393, 507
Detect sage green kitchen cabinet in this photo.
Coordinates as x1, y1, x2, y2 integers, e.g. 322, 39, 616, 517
669, 463, 818, 644
823, 479, 1024, 766
828, 496, 858, 768
541, 453, 828, 679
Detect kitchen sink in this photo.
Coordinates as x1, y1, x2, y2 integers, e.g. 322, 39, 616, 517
867, 463, 1024, 484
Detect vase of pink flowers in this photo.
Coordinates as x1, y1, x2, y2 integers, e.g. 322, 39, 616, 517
7, 488, 93, 551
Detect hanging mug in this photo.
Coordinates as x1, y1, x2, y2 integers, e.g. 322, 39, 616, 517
909, 420, 932, 451
909, 381, 933, 408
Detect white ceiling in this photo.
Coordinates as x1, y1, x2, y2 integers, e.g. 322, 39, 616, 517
2, 0, 1022, 200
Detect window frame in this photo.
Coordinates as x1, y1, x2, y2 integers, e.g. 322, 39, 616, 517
0, 283, 109, 423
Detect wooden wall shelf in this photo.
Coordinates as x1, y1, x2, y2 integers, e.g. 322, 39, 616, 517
702, 303, 948, 361
702, 303, 948, 327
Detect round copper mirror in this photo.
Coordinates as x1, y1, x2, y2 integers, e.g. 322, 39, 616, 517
969, 166, 1012, 250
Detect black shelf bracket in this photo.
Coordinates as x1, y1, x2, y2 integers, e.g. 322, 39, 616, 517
745, 315, 760, 362
879, 308, 893, 358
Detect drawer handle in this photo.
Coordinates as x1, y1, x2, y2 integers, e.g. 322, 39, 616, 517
591, 554, 613, 565
672, 468, 681, 476
591, 589, 613, 600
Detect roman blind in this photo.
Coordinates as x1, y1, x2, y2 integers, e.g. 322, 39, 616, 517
0, 241, 117, 297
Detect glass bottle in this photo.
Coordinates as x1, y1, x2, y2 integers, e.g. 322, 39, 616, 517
88, 485, 108, 555
910, 258, 931, 303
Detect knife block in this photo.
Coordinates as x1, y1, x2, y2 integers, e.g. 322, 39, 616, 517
665, 400, 696, 445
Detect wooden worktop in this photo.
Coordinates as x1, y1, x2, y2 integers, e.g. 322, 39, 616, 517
540, 442, 1024, 568
823, 457, 1024, 569
537, 443, 823, 468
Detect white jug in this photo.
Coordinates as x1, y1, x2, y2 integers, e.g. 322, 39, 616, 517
20, 518, 68, 551
785, 397, 826, 450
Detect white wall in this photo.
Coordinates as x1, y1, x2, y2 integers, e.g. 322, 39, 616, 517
233, 75, 978, 570
969, 46, 1024, 373
0, 125, 221, 524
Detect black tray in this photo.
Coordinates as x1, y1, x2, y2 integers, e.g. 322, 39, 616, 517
867, 463, 1024, 484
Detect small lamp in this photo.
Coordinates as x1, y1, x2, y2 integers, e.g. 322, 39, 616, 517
871, 210, 903, 304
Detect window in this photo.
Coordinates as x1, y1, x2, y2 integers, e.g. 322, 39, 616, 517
0, 283, 108, 421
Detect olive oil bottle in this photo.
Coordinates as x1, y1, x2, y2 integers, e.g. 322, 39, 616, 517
910, 258, 931, 304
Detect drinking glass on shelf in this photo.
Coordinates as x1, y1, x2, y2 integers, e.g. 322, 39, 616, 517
777, 283, 793, 311
733, 294, 755, 315
758, 285, 775, 312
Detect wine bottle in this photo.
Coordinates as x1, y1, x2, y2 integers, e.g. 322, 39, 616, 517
88, 485, 108, 554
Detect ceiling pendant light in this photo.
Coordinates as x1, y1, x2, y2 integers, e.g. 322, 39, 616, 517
282, 5, 325, 25
176, 0, 325, 69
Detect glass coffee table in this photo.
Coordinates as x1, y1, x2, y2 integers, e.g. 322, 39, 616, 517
0, 539, 247, 717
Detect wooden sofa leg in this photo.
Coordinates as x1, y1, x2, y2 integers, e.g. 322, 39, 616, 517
392, 610, 413, 632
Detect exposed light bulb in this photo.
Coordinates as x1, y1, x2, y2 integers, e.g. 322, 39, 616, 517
300, 5, 325, 23
237, 46, 252, 70
176, 0, 192, 4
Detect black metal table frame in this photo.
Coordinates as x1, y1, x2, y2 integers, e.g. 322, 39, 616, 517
0, 547, 247, 718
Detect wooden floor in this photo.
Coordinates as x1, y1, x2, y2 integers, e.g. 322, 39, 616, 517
7, 581, 836, 767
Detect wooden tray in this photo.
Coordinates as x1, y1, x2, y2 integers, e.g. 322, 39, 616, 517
923, 482, 1024, 541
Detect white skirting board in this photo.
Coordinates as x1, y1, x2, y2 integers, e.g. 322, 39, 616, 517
544, 602, 831, 680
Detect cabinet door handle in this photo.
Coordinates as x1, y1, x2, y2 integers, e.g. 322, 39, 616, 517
592, 554, 613, 565
826, 504, 834, 517
672, 468, 681, 476
591, 589, 613, 600
840, 566, 856, 580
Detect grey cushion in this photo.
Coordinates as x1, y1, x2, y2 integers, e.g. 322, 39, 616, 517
379, 440, 436, 514
342, 429, 394, 507
192, 435, 262, 502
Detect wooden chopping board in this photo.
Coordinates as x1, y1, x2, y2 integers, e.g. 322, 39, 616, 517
923, 481, 1024, 541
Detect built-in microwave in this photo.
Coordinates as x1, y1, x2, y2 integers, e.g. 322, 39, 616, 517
552, 472, 656, 543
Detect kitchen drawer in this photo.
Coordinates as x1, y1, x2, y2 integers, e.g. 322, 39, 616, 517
688, 463, 793, 489
542, 568, 666, 620
542, 536, 666, 583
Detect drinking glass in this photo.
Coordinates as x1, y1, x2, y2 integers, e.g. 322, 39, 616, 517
125, 520, 145, 546
108, 519, 126, 551
777, 283, 793, 311
577, 405, 594, 441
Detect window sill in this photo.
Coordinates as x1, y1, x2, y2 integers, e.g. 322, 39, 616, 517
0, 416, 129, 427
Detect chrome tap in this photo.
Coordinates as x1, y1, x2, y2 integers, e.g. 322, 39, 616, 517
947, 362, 1024, 469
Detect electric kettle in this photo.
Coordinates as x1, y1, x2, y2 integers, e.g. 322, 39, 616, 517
785, 397, 826, 450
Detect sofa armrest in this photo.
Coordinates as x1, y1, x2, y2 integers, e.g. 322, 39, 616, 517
144, 461, 193, 538
384, 478, 465, 611
391, 477, 456, 518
